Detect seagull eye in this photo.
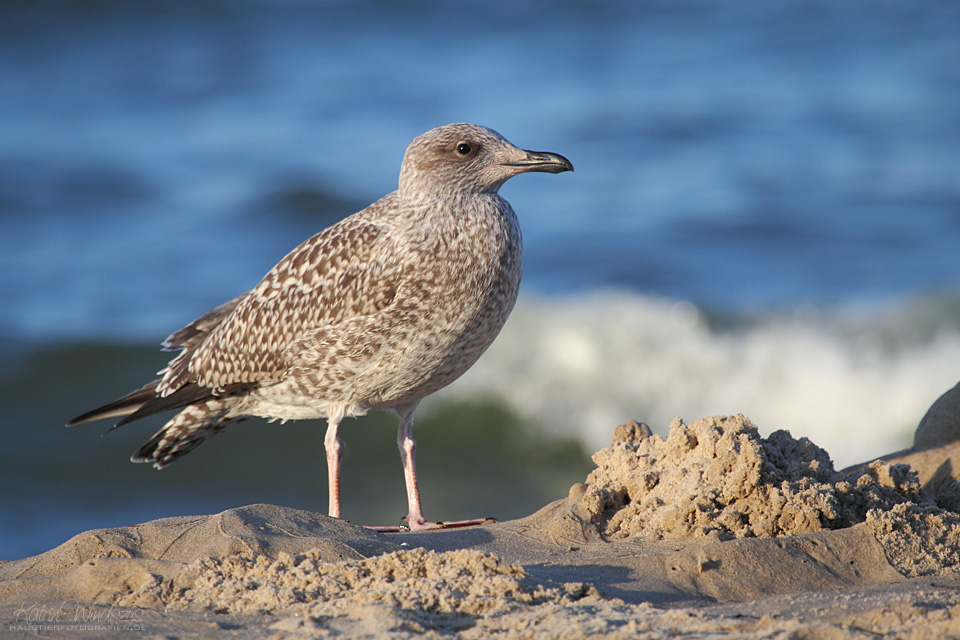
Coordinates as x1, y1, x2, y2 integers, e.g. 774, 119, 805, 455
456, 142, 473, 156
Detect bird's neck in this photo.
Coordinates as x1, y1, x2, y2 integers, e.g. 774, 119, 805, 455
397, 187, 503, 211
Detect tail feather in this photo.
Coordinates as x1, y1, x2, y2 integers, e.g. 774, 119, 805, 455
71, 375, 254, 468
67, 380, 161, 427
132, 398, 245, 469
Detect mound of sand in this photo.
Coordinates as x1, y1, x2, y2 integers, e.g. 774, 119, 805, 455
140, 547, 592, 617
565, 415, 955, 544
868, 502, 960, 577
0, 504, 401, 607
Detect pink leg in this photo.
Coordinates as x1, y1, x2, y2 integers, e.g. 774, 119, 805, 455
389, 407, 495, 532
324, 417, 343, 519
397, 408, 436, 530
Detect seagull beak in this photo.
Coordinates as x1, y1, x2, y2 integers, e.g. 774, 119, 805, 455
501, 150, 574, 174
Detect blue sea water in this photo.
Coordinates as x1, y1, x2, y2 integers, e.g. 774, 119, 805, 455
3, 0, 960, 559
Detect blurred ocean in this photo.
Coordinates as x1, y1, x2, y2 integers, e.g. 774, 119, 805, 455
3, 0, 960, 560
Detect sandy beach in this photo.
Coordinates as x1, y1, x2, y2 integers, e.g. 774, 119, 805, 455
3, 405, 960, 638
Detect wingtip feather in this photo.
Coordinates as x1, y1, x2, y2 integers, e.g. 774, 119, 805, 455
67, 380, 162, 428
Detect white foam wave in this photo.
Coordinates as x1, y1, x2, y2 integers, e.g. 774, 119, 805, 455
430, 291, 960, 469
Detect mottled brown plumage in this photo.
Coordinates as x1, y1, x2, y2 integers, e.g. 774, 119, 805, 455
68, 123, 573, 530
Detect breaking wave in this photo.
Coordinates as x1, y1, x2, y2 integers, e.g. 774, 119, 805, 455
436, 291, 960, 469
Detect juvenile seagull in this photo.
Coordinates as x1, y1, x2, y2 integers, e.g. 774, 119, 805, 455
69, 123, 573, 531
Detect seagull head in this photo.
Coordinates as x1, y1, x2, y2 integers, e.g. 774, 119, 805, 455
399, 123, 573, 197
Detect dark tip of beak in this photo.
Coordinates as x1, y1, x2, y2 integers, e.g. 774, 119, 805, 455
502, 150, 574, 174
